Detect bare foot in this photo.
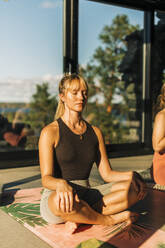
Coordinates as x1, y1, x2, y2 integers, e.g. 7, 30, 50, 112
65, 221, 80, 234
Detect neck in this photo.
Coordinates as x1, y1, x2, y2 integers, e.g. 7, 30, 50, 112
62, 111, 83, 127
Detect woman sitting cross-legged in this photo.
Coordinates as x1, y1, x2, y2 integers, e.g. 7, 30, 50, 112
39, 73, 147, 234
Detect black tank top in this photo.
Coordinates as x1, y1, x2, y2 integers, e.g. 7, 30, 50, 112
53, 118, 100, 180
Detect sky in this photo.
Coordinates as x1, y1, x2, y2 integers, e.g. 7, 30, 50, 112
0, 0, 63, 78
0, 0, 147, 103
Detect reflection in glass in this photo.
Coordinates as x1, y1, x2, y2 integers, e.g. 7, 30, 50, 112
79, 0, 144, 144
0, 0, 63, 152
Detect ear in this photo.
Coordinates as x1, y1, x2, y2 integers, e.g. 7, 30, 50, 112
59, 93, 65, 102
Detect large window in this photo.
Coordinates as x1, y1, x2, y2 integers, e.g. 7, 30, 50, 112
79, 0, 144, 144
1, 0, 158, 162
152, 11, 165, 108
0, 0, 63, 152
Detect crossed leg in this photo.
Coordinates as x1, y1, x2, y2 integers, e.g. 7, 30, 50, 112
92, 180, 140, 215
48, 180, 141, 233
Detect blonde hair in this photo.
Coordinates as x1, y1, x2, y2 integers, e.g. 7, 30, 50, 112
154, 83, 165, 118
54, 73, 88, 120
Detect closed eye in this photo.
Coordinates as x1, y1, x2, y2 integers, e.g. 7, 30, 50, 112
72, 90, 77, 95
82, 91, 88, 96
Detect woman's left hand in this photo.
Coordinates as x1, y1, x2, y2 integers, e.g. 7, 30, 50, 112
132, 171, 147, 200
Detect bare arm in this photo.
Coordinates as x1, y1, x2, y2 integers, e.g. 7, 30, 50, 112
93, 126, 133, 182
39, 123, 76, 212
39, 123, 62, 189
93, 126, 146, 199
152, 111, 165, 152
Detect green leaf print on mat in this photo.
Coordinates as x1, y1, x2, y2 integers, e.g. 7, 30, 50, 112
1, 203, 47, 227
158, 244, 165, 248
76, 238, 117, 248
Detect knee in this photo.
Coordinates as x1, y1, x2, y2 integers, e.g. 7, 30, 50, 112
48, 192, 62, 216
48, 192, 83, 217
127, 184, 139, 206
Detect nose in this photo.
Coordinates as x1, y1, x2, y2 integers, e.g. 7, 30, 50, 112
77, 91, 84, 100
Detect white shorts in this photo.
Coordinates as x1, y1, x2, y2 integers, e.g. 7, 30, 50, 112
40, 180, 114, 224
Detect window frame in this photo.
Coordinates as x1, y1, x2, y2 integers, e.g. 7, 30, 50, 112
63, 0, 155, 158
1, 0, 164, 167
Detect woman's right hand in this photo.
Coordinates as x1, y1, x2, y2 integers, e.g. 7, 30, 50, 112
55, 179, 79, 213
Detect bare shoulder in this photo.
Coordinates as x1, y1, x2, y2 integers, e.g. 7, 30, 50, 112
155, 109, 165, 123
39, 121, 59, 144
92, 125, 103, 139
41, 121, 58, 135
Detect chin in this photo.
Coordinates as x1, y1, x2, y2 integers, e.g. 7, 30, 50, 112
75, 107, 84, 112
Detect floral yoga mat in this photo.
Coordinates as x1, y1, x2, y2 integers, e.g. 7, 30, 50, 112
1, 187, 165, 248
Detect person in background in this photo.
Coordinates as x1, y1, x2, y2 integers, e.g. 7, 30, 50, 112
12, 108, 34, 136
152, 83, 165, 185
0, 113, 32, 148
39, 73, 147, 234
0, 114, 26, 147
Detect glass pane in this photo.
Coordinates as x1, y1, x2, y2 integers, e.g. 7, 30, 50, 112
79, 0, 144, 144
0, 0, 63, 152
152, 11, 165, 114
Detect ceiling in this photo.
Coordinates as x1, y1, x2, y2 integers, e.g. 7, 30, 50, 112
91, 0, 165, 11
125, 0, 165, 10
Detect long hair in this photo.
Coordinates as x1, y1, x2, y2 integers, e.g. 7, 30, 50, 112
54, 73, 88, 120
153, 83, 165, 119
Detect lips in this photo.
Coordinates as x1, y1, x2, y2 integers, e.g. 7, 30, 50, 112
75, 102, 84, 105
